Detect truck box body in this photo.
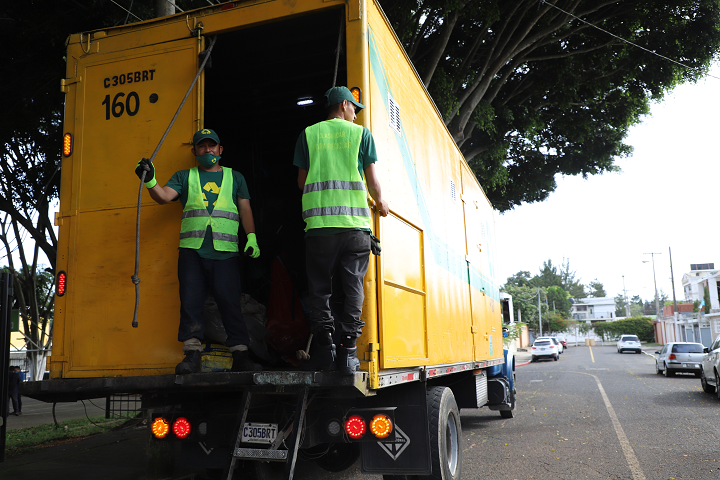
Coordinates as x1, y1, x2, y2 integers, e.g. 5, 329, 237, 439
25, 2, 514, 476
51, 0, 502, 385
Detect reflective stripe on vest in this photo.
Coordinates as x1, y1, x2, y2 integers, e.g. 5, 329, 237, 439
179, 167, 240, 251
301, 120, 370, 231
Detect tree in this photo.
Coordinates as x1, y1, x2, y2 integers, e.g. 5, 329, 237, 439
587, 279, 606, 298
592, 317, 654, 342
532, 259, 562, 288
505, 270, 533, 288
614, 293, 628, 317
560, 259, 585, 298
546, 285, 571, 316
704, 284, 711, 314
502, 284, 542, 330
380, 0, 720, 210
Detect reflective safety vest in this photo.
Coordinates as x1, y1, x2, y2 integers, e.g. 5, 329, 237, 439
301, 120, 371, 231
179, 167, 240, 251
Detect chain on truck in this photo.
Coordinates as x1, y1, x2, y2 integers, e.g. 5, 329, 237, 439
21, 1, 517, 479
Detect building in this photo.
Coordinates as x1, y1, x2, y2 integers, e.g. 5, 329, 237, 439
570, 296, 616, 320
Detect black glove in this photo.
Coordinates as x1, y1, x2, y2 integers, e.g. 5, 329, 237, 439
135, 158, 157, 188
370, 235, 381, 256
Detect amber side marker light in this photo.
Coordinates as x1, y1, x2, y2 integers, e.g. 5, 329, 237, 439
344, 415, 366, 439
350, 87, 362, 105
370, 414, 393, 439
173, 417, 191, 439
56, 271, 67, 297
63, 133, 73, 157
151, 418, 170, 439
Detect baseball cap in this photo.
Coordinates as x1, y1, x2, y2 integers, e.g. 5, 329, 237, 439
192, 128, 220, 145
324, 86, 365, 110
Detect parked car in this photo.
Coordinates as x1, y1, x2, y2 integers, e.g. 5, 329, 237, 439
536, 336, 563, 354
700, 336, 720, 395
617, 334, 642, 354
656, 342, 705, 377
531, 338, 559, 362
556, 335, 568, 348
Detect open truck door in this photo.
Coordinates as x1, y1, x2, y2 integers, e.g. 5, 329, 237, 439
55, 35, 205, 378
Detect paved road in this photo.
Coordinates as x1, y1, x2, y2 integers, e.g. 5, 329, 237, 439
5, 396, 109, 430
5, 346, 720, 479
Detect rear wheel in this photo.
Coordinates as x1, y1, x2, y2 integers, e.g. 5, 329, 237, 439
655, 362, 662, 375
715, 372, 720, 400
426, 387, 462, 480
663, 364, 674, 377
553, 354, 558, 361
701, 370, 715, 393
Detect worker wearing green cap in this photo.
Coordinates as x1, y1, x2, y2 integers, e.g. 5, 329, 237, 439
294, 86, 389, 375
135, 128, 261, 374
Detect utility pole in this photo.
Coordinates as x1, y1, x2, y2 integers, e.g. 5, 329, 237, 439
669, 247, 679, 342
538, 289, 543, 338
622, 275, 630, 317
644, 252, 662, 320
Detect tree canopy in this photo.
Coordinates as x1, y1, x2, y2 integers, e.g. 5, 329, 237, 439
380, 0, 720, 210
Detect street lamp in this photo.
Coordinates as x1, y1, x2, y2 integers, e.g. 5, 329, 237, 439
643, 252, 662, 318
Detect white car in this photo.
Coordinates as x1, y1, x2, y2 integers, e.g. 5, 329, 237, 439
655, 342, 704, 377
617, 334, 642, 354
531, 338, 559, 362
700, 336, 720, 395
536, 337, 563, 354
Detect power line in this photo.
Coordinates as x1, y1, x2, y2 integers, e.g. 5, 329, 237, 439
541, 0, 720, 81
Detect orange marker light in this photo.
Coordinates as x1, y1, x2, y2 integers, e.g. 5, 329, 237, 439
344, 415, 366, 439
172, 417, 191, 439
151, 418, 170, 439
370, 414, 393, 439
349, 87, 362, 105
63, 133, 73, 157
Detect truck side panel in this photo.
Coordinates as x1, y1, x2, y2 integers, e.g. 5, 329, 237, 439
366, 2, 501, 368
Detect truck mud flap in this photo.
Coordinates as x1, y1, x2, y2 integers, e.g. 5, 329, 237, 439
486, 377, 512, 410
359, 383, 431, 476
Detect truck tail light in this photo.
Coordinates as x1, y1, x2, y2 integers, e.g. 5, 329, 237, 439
63, 133, 73, 157
172, 417, 191, 439
56, 271, 67, 297
350, 86, 362, 104
344, 415, 366, 439
369, 414, 392, 439
152, 418, 170, 438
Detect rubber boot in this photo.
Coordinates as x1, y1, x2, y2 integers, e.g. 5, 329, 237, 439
175, 350, 201, 374
336, 346, 360, 375
231, 350, 262, 372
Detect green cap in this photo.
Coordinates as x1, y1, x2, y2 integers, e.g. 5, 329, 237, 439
192, 128, 220, 145
324, 86, 365, 110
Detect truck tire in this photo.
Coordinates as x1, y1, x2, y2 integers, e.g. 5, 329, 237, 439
426, 386, 462, 480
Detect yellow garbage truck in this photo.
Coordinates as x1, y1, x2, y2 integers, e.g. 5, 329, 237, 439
22, 1, 515, 478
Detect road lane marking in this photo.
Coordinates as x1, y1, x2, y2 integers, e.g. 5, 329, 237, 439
589, 346, 595, 363
584, 372, 646, 480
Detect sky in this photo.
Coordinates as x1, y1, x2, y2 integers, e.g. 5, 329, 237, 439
495, 64, 720, 304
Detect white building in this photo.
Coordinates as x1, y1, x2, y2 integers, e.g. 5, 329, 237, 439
570, 297, 616, 320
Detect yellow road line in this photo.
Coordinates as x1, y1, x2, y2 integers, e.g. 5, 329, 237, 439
589, 345, 595, 363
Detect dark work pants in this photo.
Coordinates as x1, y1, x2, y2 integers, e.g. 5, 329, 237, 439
305, 230, 371, 339
177, 248, 250, 347
9, 389, 21, 413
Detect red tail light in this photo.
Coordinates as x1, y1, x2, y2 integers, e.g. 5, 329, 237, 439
344, 415, 366, 439
172, 417, 191, 439
668, 354, 676, 360
56, 271, 67, 297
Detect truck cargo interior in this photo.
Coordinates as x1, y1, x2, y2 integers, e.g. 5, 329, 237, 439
204, 8, 347, 310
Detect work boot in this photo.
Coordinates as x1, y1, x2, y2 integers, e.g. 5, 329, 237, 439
301, 343, 336, 371
231, 350, 262, 372
175, 350, 201, 374
336, 346, 360, 375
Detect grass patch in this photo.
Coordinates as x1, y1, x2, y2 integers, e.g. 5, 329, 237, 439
5, 414, 139, 457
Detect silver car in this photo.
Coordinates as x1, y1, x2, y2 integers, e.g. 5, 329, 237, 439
655, 342, 704, 377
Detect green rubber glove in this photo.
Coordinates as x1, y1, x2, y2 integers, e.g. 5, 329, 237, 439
135, 158, 157, 188
244, 233, 260, 259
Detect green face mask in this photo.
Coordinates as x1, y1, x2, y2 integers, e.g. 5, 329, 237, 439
196, 153, 221, 168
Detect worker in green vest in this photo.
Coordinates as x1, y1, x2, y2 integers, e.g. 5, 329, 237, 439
135, 128, 261, 374
294, 86, 389, 374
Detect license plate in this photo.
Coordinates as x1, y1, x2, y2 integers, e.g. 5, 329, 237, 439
539, 347, 546, 351
241, 423, 278, 445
